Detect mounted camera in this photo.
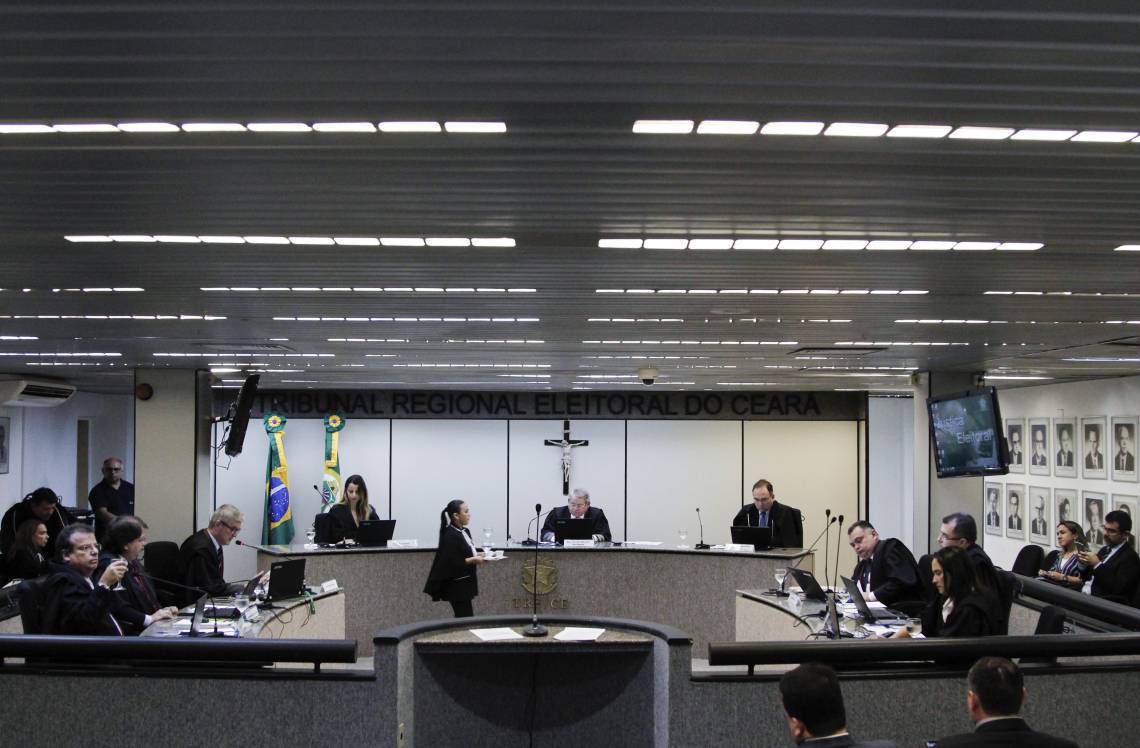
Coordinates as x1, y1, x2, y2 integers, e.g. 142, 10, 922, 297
638, 367, 659, 386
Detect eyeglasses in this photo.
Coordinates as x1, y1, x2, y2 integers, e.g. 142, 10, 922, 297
221, 522, 241, 534
72, 543, 101, 555
938, 532, 962, 542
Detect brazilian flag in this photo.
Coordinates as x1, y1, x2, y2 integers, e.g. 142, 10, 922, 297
263, 412, 294, 545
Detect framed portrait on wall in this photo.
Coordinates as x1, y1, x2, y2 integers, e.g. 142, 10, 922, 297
0, 416, 8, 475
1053, 417, 1077, 478
983, 481, 1003, 536
1055, 488, 1077, 542
1111, 416, 1138, 483
1029, 486, 1051, 545
1083, 491, 1108, 550
1112, 494, 1138, 550
1081, 416, 1108, 480
1005, 419, 1025, 473
1028, 418, 1050, 476
1005, 483, 1026, 540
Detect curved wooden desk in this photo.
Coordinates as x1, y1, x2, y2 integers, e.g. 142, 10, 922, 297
258, 543, 811, 654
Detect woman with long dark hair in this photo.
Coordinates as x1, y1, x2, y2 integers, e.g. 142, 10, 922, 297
3, 518, 50, 581
328, 474, 379, 540
423, 499, 487, 617
1039, 520, 1091, 589
898, 546, 1001, 638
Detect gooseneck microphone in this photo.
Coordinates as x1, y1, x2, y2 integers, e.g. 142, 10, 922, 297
830, 514, 845, 596
770, 509, 835, 596
523, 503, 548, 637
695, 508, 710, 550
235, 538, 297, 560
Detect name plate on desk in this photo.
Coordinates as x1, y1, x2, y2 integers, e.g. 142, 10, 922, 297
563, 539, 595, 548
388, 539, 419, 548
720, 543, 755, 553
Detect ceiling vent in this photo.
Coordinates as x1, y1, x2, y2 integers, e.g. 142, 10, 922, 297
193, 343, 295, 352
0, 377, 77, 407
790, 346, 885, 357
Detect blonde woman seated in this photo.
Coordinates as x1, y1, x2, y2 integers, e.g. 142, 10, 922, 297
328, 474, 379, 541
1039, 520, 1091, 590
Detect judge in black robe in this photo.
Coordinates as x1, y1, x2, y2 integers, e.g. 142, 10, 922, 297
733, 490, 803, 548
847, 523, 924, 614
541, 490, 612, 542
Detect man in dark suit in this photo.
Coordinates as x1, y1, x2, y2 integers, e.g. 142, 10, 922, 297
1116, 425, 1135, 472
46, 523, 130, 636
983, 490, 1000, 530
1055, 427, 1074, 468
541, 488, 612, 542
847, 520, 923, 612
1085, 427, 1104, 469
177, 503, 244, 604
780, 662, 896, 747
939, 513, 999, 592
1030, 500, 1048, 536
1077, 509, 1140, 602
1006, 492, 1022, 531
1030, 428, 1048, 466
0, 487, 70, 559
732, 478, 803, 548
928, 657, 1077, 747
1007, 429, 1023, 466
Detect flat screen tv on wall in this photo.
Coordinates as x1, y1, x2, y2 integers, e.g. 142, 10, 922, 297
927, 386, 1010, 478
223, 374, 260, 457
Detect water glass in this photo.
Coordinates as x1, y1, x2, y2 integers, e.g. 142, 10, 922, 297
906, 617, 922, 636
774, 567, 788, 589
234, 593, 251, 616
482, 527, 494, 553
677, 528, 689, 548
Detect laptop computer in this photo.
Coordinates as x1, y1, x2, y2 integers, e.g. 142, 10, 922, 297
786, 567, 828, 602
356, 519, 396, 547
554, 517, 596, 543
730, 525, 773, 550
182, 594, 230, 637
840, 575, 908, 623
313, 512, 339, 544
265, 558, 306, 601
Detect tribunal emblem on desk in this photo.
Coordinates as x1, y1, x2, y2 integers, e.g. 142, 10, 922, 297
521, 555, 559, 595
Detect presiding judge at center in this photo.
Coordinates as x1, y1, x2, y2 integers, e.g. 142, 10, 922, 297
328, 474, 379, 540
541, 488, 612, 542
733, 479, 803, 548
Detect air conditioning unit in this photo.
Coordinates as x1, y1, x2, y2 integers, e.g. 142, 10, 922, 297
0, 377, 77, 407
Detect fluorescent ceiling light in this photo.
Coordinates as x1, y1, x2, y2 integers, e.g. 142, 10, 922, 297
733, 239, 778, 250
246, 122, 312, 132
379, 237, 426, 247
153, 235, 200, 243
984, 375, 1053, 381
425, 237, 471, 247
822, 240, 867, 250
643, 238, 688, 249
116, 122, 179, 132
1072, 130, 1137, 143
777, 239, 823, 250
598, 238, 643, 249
688, 238, 734, 250
953, 242, 999, 250
1115, 245, 1140, 252
244, 236, 290, 244
288, 236, 335, 245
996, 242, 1043, 251
108, 235, 156, 243
0, 124, 54, 134
444, 121, 506, 133
378, 121, 441, 132
696, 120, 759, 135
52, 124, 119, 133
1010, 129, 1076, 141
334, 237, 380, 246
887, 125, 951, 138
824, 122, 888, 137
910, 241, 954, 250
198, 236, 245, 243
948, 126, 1015, 140
866, 240, 911, 250
760, 121, 824, 136
180, 123, 247, 132
312, 122, 376, 132
471, 237, 516, 247
632, 120, 694, 134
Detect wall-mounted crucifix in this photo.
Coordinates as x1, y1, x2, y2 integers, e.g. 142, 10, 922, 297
544, 419, 589, 496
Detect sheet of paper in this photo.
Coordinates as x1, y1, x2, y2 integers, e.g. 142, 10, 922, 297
470, 627, 524, 641
624, 540, 663, 546
554, 627, 605, 641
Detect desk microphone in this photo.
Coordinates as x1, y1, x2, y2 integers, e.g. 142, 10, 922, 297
137, 574, 224, 635
524, 506, 556, 544
830, 514, 845, 596
769, 510, 835, 596
822, 508, 832, 599
695, 508, 710, 550
523, 503, 548, 637
235, 538, 297, 560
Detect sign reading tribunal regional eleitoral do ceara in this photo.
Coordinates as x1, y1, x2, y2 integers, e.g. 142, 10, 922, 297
217, 390, 864, 421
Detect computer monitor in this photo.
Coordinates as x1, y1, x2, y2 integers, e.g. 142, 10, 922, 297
554, 518, 596, 543
729, 525, 772, 550
266, 559, 306, 601
356, 519, 396, 547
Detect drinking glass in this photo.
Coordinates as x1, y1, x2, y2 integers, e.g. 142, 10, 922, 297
906, 617, 922, 636
677, 528, 689, 548
112, 556, 127, 591
234, 593, 251, 616
482, 527, 493, 554
774, 567, 788, 589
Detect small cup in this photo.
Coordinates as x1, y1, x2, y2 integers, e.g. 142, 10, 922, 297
905, 617, 922, 636
484, 548, 494, 560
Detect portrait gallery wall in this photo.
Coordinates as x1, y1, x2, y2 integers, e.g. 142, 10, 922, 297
210, 390, 866, 581
979, 374, 1140, 569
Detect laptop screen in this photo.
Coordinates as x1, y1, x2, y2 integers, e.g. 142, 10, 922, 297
266, 558, 306, 601
554, 518, 596, 543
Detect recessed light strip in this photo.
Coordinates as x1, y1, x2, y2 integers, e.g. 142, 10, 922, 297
595, 288, 927, 295
65, 234, 515, 247
0, 314, 224, 320
598, 237, 1041, 252
273, 316, 539, 323
202, 286, 533, 293
1, 121, 506, 135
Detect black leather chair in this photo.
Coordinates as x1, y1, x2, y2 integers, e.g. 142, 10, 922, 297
993, 569, 1019, 635
1021, 604, 1068, 664
143, 540, 182, 607
16, 576, 57, 634
1012, 544, 1045, 577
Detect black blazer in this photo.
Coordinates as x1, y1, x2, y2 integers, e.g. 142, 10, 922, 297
920, 588, 1002, 638
96, 553, 161, 635
852, 537, 924, 609
965, 543, 999, 592
328, 503, 380, 540
930, 717, 1078, 747
732, 501, 804, 548
1089, 542, 1140, 601
0, 501, 70, 559
424, 525, 478, 602
177, 529, 229, 604
795, 736, 896, 748
541, 506, 612, 542
3, 547, 49, 581
45, 563, 128, 636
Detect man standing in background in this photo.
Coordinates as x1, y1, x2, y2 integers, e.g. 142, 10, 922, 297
88, 457, 135, 540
